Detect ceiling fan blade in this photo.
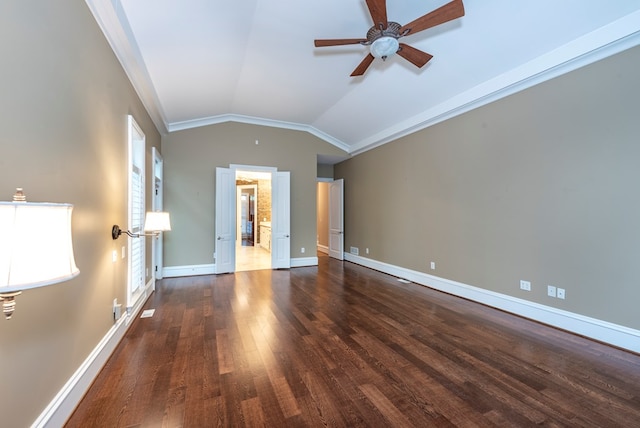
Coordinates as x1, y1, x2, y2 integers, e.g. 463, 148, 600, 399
314, 38, 367, 47
397, 43, 433, 68
366, 0, 388, 29
399, 0, 465, 36
351, 54, 375, 76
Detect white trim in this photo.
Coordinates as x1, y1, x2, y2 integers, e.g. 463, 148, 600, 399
31, 292, 151, 428
344, 253, 640, 354
163, 258, 319, 277
84, 0, 168, 134
291, 257, 318, 268
317, 244, 329, 255
125, 278, 154, 326
163, 264, 216, 278
169, 114, 350, 153
127, 115, 146, 311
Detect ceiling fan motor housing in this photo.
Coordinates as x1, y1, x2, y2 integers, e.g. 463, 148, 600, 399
366, 21, 402, 44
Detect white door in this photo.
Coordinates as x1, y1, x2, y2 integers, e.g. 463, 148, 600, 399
329, 178, 344, 260
271, 171, 290, 269
215, 167, 235, 273
151, 147, 164, 282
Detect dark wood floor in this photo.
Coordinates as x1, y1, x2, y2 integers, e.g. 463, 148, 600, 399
66, 255, 640, 427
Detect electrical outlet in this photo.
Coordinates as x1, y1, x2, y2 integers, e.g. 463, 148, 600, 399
520, 280, 531, 291
557, 288, 566, 299
430, 261, 436, 270
301, 247, 305, 254
121, 246, 126, 259
112, 250, 117, 263
366, 248, 369, 254
547, 285, 557, 297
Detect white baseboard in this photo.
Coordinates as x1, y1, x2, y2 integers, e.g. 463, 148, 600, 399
163, 264, 216, 277
164, 258, 318, 276
291, 256, 318, 267
32, 292, 151, 428
317, 244, 329, 255
344, 253, 640, 354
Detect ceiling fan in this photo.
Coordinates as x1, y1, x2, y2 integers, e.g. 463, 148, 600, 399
314, 0, 465, 76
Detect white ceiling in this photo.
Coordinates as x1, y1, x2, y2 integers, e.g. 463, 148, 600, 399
87, 0, 640, 157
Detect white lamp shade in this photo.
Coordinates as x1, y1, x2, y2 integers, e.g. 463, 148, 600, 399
370, 36, 399, 58
144, 211, 171, 232
0, 202, 79, 292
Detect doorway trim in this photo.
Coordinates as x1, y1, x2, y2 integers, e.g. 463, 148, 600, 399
214, 164, 283, 274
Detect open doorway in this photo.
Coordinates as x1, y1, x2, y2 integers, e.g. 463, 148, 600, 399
215, 165, 290, 274
316, 179, 344, 260
235, 170, 272, 271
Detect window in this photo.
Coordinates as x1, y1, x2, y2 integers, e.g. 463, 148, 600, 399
128, 116, 145, 309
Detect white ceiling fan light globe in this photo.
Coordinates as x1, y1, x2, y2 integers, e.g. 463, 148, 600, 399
370, 36, 399, 59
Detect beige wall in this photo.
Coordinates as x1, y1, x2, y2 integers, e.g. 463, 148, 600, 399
161, 123, 348, 266
0, 1, 160, 426
317, 163, 334, 179
335, 45, 640, 330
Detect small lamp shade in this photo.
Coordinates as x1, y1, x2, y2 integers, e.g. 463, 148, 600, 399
0, 201, 79, 292
144, 211, 171, 233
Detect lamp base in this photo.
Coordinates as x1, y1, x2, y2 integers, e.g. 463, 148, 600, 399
0, 291, 23, 320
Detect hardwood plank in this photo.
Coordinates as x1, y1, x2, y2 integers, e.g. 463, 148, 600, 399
358, 383, 414, 427
215, 329, 235, 374
240, 396, 266, 427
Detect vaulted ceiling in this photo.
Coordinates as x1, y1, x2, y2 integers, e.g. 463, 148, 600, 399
86, 0, 640, 156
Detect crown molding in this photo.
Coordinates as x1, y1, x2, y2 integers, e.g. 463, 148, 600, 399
168, 114, 351, 153
85, 0, 169, 134
349, 11, 640, 155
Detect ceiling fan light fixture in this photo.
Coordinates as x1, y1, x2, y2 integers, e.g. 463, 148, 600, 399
370, 36, 399, 59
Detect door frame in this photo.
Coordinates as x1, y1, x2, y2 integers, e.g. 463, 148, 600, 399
151, 147, 164, 283
328, 178, 344, 260
216, 164, 290, 273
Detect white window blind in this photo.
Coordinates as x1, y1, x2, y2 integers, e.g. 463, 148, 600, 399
128, 115, 145, 307
130, 165, 144, 295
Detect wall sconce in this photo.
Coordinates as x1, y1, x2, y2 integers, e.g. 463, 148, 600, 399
111, 211, 171, 240
0, 188, 80, 319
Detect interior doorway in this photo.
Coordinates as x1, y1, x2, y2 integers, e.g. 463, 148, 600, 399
235, 170, 271, 271
316, 179, 344, 260
215, 165, 290, 274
